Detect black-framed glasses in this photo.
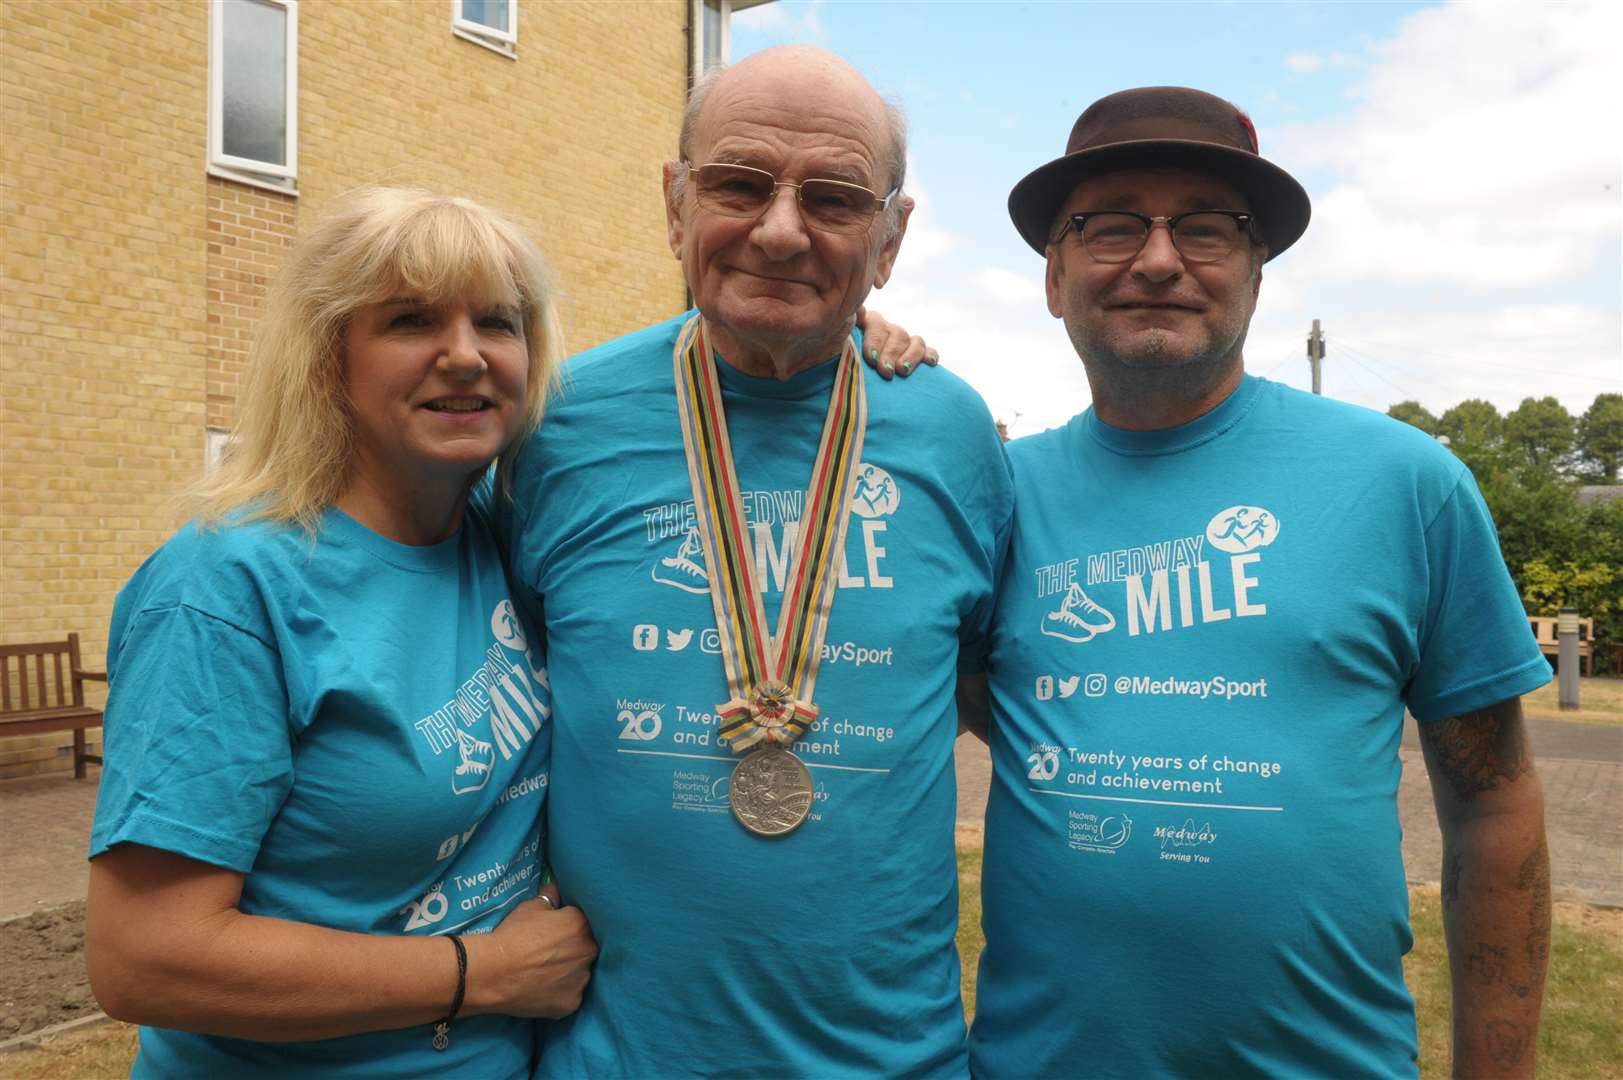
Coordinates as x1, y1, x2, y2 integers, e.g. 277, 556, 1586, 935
685, 163, 900, 235
1052, 210, 1255, 263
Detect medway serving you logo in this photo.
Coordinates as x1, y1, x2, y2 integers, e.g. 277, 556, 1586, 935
1036, 504, 1281, 645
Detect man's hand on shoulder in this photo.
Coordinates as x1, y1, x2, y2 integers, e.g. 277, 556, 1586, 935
856, 306, 938, 380
1418, 696, 1549, 1079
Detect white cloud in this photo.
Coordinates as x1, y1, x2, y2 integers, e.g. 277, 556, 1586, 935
1245, 301, 1622, 417
976, 267, 1043, 305
876, 166, 1084, 436
1272, 0, 1621, 287
891, 160, 957, 263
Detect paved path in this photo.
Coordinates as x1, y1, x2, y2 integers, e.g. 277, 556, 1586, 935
2, 715, 1618, 918
0, 774, 97, 920
955, 714, 1623, 908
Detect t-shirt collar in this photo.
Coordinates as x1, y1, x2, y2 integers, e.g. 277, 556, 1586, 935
711, 328, 859, 401
1081, 372, 1264, 457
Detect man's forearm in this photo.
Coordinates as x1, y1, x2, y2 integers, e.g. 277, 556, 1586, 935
1420, 699, 1550, 1079
1440, 792, 1550, 1078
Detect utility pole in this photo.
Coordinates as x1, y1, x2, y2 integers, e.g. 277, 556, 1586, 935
1306, 318, 1326, 395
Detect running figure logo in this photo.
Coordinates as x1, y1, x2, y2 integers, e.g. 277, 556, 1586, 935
851, 463, 900, 518
652, 527, 709, 593
1041, 583, 1117, 644
1205, 505, 1281, 554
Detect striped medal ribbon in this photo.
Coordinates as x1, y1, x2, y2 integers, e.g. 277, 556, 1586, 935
671, 316, 868, 834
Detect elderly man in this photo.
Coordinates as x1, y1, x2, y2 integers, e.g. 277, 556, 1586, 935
500, 46, 1009, 1077
961, 87, 1551, 1078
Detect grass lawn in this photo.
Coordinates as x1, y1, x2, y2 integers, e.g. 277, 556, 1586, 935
9, 836, 1620, 1078
2, 1022, 138, 1079
1522, 675, 1623, 726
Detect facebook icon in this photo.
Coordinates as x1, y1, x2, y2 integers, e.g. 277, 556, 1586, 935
632, 624, 659, 651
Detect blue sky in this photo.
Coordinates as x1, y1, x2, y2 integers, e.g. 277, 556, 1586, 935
733, 1, 1621, 436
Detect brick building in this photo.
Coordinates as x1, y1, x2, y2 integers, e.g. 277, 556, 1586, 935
1, 0, 759, 778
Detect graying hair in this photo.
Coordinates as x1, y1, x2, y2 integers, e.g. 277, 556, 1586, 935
672, 64, 910, 239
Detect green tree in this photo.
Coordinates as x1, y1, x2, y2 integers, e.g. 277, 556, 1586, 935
1504, 396, 1576, 470
1387, 400, 1440, 435
1427, 394, 1623, 672
1576, 392, 1623, 482
1438, 398, 1503, 450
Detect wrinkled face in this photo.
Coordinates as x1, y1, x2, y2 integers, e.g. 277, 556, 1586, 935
664, 66, 909, 365
1045, 168, 1262, 378
343, 294, 528, 490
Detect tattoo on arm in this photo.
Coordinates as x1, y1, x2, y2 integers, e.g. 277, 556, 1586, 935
1464, 942, 1507, 986
1442, 850, 1463, 908
1517, 841, 1551, 968
1485, 1020, 1531, 1070
1421, 698, 1529, 801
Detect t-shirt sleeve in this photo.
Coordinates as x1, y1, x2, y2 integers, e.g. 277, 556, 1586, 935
1406, 469, 1551, 723
89, 603, 294, 872
958, 441, 1016, 674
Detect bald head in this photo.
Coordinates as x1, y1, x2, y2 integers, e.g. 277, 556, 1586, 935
679, 47, 907, 199
661, 44, 914, 380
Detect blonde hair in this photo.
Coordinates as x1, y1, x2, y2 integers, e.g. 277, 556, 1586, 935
189, 187, 563, 530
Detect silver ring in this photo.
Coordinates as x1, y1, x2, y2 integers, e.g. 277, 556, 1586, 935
538, 893, 557, 910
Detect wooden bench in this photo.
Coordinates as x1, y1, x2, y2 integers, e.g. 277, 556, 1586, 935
1528, 615, 1594, 677
0, 633, 106, 779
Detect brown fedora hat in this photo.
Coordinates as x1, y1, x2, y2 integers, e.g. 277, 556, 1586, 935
1008, 86, 1311, 261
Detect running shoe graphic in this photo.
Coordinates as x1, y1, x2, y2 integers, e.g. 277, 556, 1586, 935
451, 727, 494, 795
652, 528, 710, 593
1040, 583, 1117, 643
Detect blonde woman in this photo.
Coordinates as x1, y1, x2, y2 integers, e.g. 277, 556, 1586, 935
85, 189, 596, 1079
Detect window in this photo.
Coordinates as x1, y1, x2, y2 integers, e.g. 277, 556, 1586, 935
694, 0, 729, 77
690, 0, 772, 80
453, 0, 517, 57
209, 0, 297, 193
702, 0, 728, 72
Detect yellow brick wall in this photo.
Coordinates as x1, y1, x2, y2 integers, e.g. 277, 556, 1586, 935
1, 0, 689, 779
207, 180, 296, 430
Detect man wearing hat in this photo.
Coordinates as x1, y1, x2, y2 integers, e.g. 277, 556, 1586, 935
961, 87, 1551, 1077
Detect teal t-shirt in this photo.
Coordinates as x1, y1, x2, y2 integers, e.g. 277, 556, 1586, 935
967, 375, 1549, 1079
90, 506, 552, 1080
501, 314, 1012, 1079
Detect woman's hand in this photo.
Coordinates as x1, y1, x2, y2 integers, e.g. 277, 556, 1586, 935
465, 885, 598, 1019
855, 306, 938, 380
87, 843, 596, 1040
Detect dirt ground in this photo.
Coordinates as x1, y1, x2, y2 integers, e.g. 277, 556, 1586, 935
0, 901, 97, 1040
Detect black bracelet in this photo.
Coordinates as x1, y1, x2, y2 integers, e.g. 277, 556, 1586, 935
431, 934, 468, 1052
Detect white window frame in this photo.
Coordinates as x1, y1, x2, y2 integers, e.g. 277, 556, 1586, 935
691, 0, 732, 81
208, 0, 298, 193
452, 0, 518, 59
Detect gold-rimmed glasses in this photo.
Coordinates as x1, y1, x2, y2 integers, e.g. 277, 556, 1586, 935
685, 163, 899, 235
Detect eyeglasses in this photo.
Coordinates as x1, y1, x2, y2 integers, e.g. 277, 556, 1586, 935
685, 163, 900, 235
1052, 210, 1255, 264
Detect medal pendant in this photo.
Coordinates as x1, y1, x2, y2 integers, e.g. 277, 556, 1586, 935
730, 746, 814, 837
